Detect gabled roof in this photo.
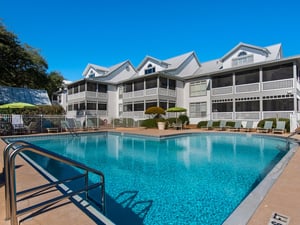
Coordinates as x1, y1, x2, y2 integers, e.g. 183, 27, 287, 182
220, 42, 271, 62
82, 63, 109, 76
83, 60, 137, 78
136, 56, 170, 71
107, 60, 137, 75
194, 59, 222, 75
265, 43, 282, 60
164, 51, 200, 71
136, 51, 200, 73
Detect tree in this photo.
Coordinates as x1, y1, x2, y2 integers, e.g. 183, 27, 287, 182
145, 106, 165, 119
46, 71, 64, 97
0, 21, 63, 92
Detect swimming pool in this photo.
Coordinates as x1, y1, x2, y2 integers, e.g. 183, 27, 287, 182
7, 132, 296, 225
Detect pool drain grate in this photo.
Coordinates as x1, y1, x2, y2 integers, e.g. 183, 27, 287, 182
268, 212, 290, 225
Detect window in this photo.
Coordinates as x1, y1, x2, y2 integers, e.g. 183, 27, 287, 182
119, 86, 123, 98
145, 64, 156, 74
190, 80, 207, 97
263, 98, 294, 111
74, 86, 78, 94
119, 104, 123, 116
134, 80, 144, 91
79, 102, 85, 110
98, 103, 107, 110
159, 101, 167, 110
190, 102, 207, 118
98, 84, 107, 93
146, 101, 157, 110
74, 103, 79, 111
235, 69, 259, 85
169, 79, 176, 90
79, 83, 85, 92
236, 101, 259, 111
68, 104, 73, 111
146, 77, 157, 89
159, 77, 167, 88
238, 51, 247, 57
169, 102, 176, 108
124, 83, 132, 92
232, 54, 254, 67
123, 103, 132, 112
87, 82, 97, 92
263, 63, 293, 81
68, 87, 73, 95
134, 102, 144, 111
87, 102, 96, 110
212, 74, 233, 88
212, 102, 233, 112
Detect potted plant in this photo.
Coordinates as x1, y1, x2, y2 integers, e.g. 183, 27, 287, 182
144, 106, 166, 130
156, 118, 166, 130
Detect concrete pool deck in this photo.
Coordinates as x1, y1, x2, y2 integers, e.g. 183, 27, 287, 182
0, 128, 300, 225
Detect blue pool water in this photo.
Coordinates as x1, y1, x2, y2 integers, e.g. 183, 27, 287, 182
8, 132, 292, 225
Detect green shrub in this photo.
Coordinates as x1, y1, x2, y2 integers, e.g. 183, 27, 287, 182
226, 121, 235, 128
140, 119, 157, 128
178, 114, 189, 125
197, 120, 207, 128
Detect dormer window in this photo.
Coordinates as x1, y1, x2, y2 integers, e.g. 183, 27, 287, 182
89, 70, 95, 78
232, 52, 254, 67
145, 64, 156, 74
238, 51, 247, 57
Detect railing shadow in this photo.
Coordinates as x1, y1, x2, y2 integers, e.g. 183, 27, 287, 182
20, 153, 152, 225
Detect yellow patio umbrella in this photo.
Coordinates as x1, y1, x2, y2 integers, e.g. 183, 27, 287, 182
166, 107, 187, 122
0, 102, 36, 109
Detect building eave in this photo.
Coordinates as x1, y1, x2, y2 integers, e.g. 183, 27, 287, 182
185, 55, 300, 80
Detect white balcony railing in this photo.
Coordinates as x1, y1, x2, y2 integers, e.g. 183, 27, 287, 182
123, 88, 176, 100
211, 86, 233, 96
262, 79, 293, 90
235, 83, 260, 93
122, 111, 146, 119
68, 92, 108, 101
212, 112, 233, 120
235, 112, 260, 120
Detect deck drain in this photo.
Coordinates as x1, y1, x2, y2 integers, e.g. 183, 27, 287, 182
268, 212, 290, 225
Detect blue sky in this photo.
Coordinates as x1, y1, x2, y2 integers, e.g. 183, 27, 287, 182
1, 0, 300, 81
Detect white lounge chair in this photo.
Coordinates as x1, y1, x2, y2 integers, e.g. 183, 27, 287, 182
229, 121, 242, 132
215, 120, 228, 131
11, 114, 25, 134
202, 120, 213, 130
257, 121, 273, 133
272, 121, 286, 134
240, 121, 254, 132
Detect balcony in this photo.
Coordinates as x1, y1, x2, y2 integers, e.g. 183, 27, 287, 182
235, 83, 260, 93
211, 86, 233, 96
263, 79, 293, 90
123, 88, 176, 100
68, 91, 108, 101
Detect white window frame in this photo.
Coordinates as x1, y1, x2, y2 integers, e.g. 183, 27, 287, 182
190, 102, 207, 118
190, 80, 207, 97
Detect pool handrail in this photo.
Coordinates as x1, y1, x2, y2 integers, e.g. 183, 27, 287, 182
3, 140, 106, 225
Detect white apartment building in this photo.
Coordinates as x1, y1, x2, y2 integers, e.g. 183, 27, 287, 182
65, 42, 300, 126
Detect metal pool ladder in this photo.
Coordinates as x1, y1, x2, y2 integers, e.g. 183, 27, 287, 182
3, 140, 106, 225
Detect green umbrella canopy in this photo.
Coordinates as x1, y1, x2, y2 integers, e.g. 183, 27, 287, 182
166, 107, 187, 112
0, 102, 36, 109
166, 107, 187, 123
